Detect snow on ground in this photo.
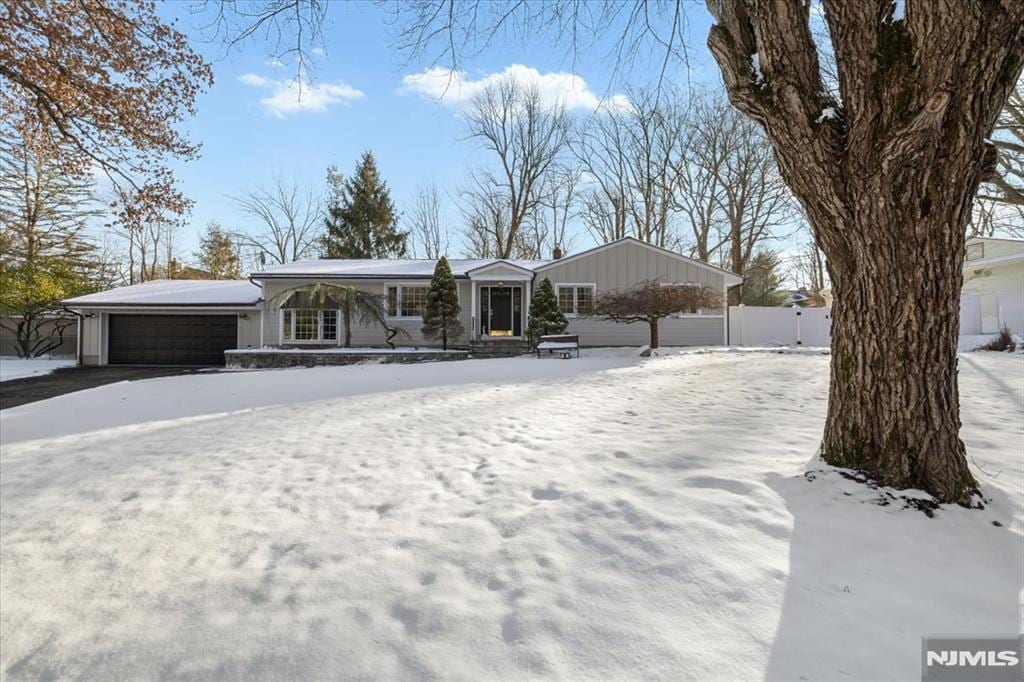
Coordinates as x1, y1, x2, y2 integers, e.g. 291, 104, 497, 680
0, 350, 638, 445
0, 350, 1021, 680
0, 357, 74, 383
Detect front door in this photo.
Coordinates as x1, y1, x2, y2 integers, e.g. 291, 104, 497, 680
479, 286, 523, 337
489, 287, 513, 335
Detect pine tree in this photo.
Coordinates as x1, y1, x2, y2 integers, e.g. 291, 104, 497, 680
421, 256, 463, 350
323, 152, 408, 258
195, 221, 242, 279
0, 117, 102, 357
526, 277, 568, 342
741, 250, 786, 306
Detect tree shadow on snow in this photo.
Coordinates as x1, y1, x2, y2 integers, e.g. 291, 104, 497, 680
762, 463, 1022, 681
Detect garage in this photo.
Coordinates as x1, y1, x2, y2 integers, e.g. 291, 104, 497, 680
108, 314, 238, 366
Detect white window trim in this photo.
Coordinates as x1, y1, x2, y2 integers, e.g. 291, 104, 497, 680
385, 281, 462, 320
555, 283, 596, 318
280, 308, 341, 344
659, 282, 725, 318
384, 281, 433, 321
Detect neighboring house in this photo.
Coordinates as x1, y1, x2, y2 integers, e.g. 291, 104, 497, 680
961, 236, 1024, 335
63, 237, 742, 366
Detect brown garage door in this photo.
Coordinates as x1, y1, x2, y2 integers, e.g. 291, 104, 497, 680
108, 314, 238, 365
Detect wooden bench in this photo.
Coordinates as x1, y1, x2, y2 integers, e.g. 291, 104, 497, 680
536, 334, 580, 359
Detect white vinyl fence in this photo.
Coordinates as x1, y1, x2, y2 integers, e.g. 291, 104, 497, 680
728, 305, 832, 347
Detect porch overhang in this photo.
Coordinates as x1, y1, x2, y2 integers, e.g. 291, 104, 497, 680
465, 261, 536, 281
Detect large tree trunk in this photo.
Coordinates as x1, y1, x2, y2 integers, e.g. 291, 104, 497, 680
707, 1, 1024, 503
648, 319, 660, 349
823, 198, 976, 501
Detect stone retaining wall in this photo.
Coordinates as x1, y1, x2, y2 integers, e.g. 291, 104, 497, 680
226, 349, 470, 369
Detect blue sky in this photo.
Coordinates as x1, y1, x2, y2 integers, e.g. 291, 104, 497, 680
163, 1, 724, 260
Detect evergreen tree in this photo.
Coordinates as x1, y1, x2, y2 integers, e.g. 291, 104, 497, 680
323, 152, 408, 258
421, 256, 463, 350
526, 277, 568, 342
0, 117, 102, 357
741, 250, 786, 306
195, 221, 242, 279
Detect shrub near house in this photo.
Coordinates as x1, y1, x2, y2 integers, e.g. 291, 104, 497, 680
590, 281, 724, 349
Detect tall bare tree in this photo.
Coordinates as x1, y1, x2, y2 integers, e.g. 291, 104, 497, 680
676, 98, 729, 263
970, 81, 1024, 236
408, 182, 449, 258
978, 81, 1024, 208
674, 92, 796, 300
464, 80, 572, 258
109, 185, 186, 284
574, 88, 685, 249
391, 0, 1024, 503
519, 165, 581, 259
458, 175, 511, 259
230, 175, 323, 265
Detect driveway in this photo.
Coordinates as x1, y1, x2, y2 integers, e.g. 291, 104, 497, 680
0, 366, 221, 410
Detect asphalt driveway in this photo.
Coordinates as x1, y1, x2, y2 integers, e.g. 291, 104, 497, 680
0, 366, 222, 410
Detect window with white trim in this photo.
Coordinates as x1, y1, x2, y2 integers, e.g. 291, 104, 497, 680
386, 285, 430, 318
282, 309, 338, 342
556, 285, 595, 315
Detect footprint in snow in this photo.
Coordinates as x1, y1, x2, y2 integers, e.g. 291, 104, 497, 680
613, 451, 631, 459
531, 485, 562, 501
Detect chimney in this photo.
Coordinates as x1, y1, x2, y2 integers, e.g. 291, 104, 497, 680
552, 244, 563, 260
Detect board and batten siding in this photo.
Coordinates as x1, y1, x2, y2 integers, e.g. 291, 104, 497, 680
260, 278, 473, 348
537, 240, 729, 346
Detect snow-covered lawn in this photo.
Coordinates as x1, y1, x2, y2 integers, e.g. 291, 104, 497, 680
1, 350, 1020, 680
0, 356, 74, 383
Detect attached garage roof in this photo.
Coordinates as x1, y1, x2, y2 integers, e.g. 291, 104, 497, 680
63, 280, 262, 307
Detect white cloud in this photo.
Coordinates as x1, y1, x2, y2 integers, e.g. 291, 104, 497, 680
399, 64, 631, 113
238, 72, 364, 118
264, 58, 285, 69
239, 73, 271, 87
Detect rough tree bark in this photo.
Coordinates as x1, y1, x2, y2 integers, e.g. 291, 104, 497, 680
708, 0, 1024, 503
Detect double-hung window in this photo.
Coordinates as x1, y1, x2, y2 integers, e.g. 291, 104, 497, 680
281, 309, 338, 342
556, 284, 595, 316
386, 285, 430, 318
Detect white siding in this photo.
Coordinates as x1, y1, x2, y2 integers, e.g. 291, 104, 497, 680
535, 241, 729, 346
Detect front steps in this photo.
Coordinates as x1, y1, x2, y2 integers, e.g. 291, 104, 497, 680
468, 339, 533, 358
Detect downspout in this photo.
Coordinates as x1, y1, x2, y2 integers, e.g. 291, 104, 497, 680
63, 308, 84, 366
249, 276, 264, 348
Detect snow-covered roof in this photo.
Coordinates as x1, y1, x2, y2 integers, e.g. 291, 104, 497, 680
63, 280, 262, 307
251, 258, 551, 279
